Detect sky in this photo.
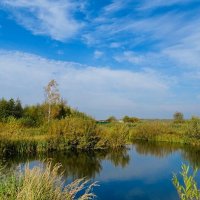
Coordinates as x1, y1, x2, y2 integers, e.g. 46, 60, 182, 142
0, 0, 200, 119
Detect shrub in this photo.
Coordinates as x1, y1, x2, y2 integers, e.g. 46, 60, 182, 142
106, 116, 117, 123
19, 117, 38, 128
134, 121, 172, 140
123, 116, 140, 123
99, 123, 129, 148
186, 117, 200, 138
173, 112, 184, 124
49, 117, 100, 149
4, 117, 22, 135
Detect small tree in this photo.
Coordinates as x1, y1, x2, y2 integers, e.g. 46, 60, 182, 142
173, 112, 184, 123
107, 116, 117, 123
123, 116, 140, 123
14, 99, 23, 118
44, 80, 61, 123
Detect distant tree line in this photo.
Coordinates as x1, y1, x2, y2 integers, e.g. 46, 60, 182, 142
0, 98, 23, 120
0, 80, 90, 127
0, 97, 72, 126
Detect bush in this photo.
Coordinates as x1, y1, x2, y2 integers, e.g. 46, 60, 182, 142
98, 123, 129, 148
19, 117, 38, 128
133, 121, 172, 140
123, 116, 140, 123
49, 117, 100, 149
106, 116, 117, 123
186, 117, 200, 138
4, 117, 22, 135
173, 112, 184, 123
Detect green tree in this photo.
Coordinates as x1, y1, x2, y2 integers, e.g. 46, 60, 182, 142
173, 112, 184, 123
13, 99, 23, 118
56, 99, 71, 119
107, 116, 117, 123
23, 104, 45, 126
123, 116, 140, 123
0, 98, 9, 120
0, 98, 23, 121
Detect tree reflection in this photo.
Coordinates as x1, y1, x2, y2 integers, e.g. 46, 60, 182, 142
1, 148, 130, 179
106, 148, 130, 168
181, 146, 200, 169
134, 141, 180, 158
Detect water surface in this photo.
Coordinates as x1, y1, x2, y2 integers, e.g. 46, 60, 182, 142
1, 142, 200, 200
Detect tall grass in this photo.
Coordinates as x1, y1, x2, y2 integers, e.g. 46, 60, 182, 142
98, 123, 129, 149
1, 116, 200, 156
0, 161, 98, 200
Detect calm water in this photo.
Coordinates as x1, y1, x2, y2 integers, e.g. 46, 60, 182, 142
1, 142, 200, 200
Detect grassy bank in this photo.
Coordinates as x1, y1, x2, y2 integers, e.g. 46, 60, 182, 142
1, 116, 200, 157
0, 161, 97, 200
0, 116, 130, 156
129, 119, 200, 146
1, 87, 200, 156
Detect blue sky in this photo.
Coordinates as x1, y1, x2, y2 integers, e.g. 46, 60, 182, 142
0, 0, 200, 119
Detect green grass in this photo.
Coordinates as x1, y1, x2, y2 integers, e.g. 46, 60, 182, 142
1, 117, 200, 156
0, 161, 98, 200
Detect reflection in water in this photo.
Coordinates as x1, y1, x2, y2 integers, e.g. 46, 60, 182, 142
181, 146, 200, 168
105, 148, 130, 168
133, 141, 200, 170
1, 142, 200, 200
133, 141, 181, 158
1, 148, 130, 179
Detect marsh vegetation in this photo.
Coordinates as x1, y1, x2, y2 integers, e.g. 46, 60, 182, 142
1, 80, 200, 199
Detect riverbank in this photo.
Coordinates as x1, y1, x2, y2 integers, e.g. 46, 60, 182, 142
1, 117, 200, 156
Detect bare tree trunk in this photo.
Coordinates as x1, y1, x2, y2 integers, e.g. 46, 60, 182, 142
48, 103, 51, 124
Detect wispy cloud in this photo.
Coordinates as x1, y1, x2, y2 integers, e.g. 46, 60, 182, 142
94, 50, 104, 59
114, 51, 144, 64
0, 50, 173, 118
138, 0, 195, 10
103, 0, 127, 14
1, 0, 83, 41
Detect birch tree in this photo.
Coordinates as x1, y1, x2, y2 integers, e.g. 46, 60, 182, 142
44, 80, 60, 123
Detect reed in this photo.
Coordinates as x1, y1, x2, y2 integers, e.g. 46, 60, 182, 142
172, 164, 200, 200
0, 161, 97, 200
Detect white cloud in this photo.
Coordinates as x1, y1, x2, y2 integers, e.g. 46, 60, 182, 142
1, 0, 83, 41
94, 50, 104, 59
110, 42, 121, 48
0, 50, 172, 119
114, 51, 144, 64
138, 0, 194, 10
103, 0, 126, 14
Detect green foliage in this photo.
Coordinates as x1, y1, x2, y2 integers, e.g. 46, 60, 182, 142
56, 100, 71, 119
133, 121, 173, 140
49, 116, 100, 149
70, 108, 93, 120
186, 117, 200, 138
0, 162, 97, 200
106, 116, 117, 123
172, 164, 200, 200
0, 98, 23, 121
99, 123, 129, 148
174, 112, 184, 123
123, 116, 140, 123
23, 105, 45, 127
